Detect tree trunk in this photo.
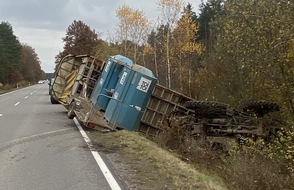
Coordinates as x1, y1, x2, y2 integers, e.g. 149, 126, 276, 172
179, 53, 182, 92
278, 62, 294, 119
166, 30, 171, 89
134, 43, 137, 64
188, 61, 192, 97
154, 42, 159, 80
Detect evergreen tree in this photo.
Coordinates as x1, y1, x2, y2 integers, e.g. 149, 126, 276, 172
0, 21, 21, 84
197, 0, 224, 56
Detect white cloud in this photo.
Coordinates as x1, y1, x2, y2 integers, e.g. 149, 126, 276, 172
12, 25, 64, 73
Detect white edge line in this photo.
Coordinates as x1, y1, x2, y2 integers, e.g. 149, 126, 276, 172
14, 102, 20, 106
73, 117, 121, 190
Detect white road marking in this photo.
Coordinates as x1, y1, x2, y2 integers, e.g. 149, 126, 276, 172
73, 117, 121, 190
0, 114, 3, 117
25, 96, 28, 99
14, 102, 20, 106
30, 92, 33, 95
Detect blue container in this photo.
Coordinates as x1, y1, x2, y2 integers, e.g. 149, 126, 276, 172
90, 55, 134, 110
104, 64, 157, 131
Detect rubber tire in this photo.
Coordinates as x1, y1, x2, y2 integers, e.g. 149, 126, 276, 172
185, 101, 228, 110
67, 102, 75, 119
243, 100, 279, 117
185, 100, 228, 118
50, 95, 59, 104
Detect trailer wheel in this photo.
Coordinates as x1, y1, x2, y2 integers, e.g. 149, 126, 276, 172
243, 100, 280, 117
185, 101, 228, 118
50, 95, 59, 104
67, 102, 76, 119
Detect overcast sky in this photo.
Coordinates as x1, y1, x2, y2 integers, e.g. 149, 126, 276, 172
0, 0, 204, 73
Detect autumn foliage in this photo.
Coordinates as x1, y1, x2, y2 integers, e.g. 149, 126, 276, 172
56, 20, 100, 60
0, 22, 44, 86
111, 1, 294, 189
1, 0, 293, 188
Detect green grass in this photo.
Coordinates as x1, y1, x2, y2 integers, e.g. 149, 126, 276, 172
0, 89, 11, 95
88, 130, 227, 190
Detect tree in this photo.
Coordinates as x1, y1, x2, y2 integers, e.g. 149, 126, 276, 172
129, 9, 149, 63
173, 4, 202, 95
19, 44, 44, 83
195, 0, 294, 120
116, 5, 133, 56
57, 20, 100, 60
0, 22, 21, 84
95, 39, 121, 60
146, 30, 159, 77
147, 24, 169, 85
197, 0, 224, 57
157, 0, 183, 89
116, 6, 150, 63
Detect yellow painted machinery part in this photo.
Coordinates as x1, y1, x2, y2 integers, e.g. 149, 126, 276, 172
59, 69, 78, 106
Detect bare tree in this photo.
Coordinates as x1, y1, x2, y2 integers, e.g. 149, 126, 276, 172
157, 0, 183, 89
116, 6, 150, 63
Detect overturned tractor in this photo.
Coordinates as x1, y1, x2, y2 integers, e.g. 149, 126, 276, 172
167, 100, 282, 150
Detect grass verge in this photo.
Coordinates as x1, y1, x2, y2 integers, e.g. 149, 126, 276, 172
88, 130, 227, 190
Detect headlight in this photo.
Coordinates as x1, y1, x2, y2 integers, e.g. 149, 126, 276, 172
75, 101, 81, 106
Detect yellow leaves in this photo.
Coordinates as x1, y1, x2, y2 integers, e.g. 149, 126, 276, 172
157, 0, 183, 27
116, 5, 149, 45
173, 7, 202, 55
116, 5, 149, 29
157, 0, 183, 10
279, 136, 287, 143
116, 5, 132, 18
269, 127, 294, 175
143, 45, 155, 54
181, 42, 202, 55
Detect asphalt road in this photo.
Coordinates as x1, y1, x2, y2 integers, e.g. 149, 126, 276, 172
0, 84, 122, 190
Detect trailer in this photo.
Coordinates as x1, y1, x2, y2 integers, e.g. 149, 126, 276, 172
139, 84, 194, 137
139, 85, 282, 149
69, 55, 157, 131
50, 54, 104, 108
52, 54, 283, 149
